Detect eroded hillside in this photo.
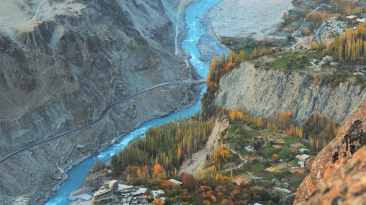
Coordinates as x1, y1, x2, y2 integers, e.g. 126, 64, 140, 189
214, 62, 366, 124
0, 0, 198, 204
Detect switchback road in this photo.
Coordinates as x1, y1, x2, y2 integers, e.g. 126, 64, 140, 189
0, 80, 206, 165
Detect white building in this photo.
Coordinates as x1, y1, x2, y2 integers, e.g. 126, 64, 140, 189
151, 190, 165, 198
330, 62, 339, 67
131, 188, 148, 196
298, 161, 305, 168
245, 146, 255, 152
296, 154, 310, 161
353, 72, 365, 76
118, 184, 134, 192
169, 179, 183, 185
299, 148, 309, 153
273, 187, 292, 194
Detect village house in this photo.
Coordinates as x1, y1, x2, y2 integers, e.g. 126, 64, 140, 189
330, 62, 339, 67
353, 72, 365, 76
273, 187, 292, 194
296, 154, 310, 161
169, 179, 183, 185
92, 179, 183, 205
298, 161, 305, 168
93, 180, 118, 205
245, 145, 255, 152
299, 148, 309, 153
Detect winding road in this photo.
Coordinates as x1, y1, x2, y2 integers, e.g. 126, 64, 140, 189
229, 148, 247, 169
317, 24, 325, 42
175, 0, 190, 55
0, 80, 206, 166
290, 3, 327, 50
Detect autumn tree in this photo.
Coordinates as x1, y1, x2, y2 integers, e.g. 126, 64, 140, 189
180, 172, 197, 190
153, 199, 164, 205
153, 164, 165, 178
272, 154, 279, 161
221, 199, 233, 205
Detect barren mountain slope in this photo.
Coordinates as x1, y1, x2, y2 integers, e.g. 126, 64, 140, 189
0, 0, 199, 204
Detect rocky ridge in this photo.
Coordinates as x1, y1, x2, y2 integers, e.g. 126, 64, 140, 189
294, 101, 366, 204
214, 62, 366, 124
0, 0, 198, 204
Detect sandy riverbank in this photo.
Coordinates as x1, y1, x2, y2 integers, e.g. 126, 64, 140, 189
204, 0, 294, 41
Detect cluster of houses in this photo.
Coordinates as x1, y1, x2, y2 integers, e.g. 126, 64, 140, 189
352, 66, 366, 76
346, 15, 366, 24
325, 17, 348, 35
92, 179, 182, 205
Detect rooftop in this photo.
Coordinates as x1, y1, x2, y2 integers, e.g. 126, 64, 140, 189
118, 184, 134, 192
169, 179, 183, 185
131, 188, 148, 196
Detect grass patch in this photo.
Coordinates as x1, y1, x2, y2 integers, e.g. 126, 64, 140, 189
288, 159, 300, 166
274, 171, 293, 180
282, 136, 298, 144
262, 146, 277, 155
272, 142, 286, 146
240, 160, 263, 173
272, 52, 306, 70
227, 122, 259, 138
279, 149, 295, 161
289, 180, 304, 188
239, 149, 250, 156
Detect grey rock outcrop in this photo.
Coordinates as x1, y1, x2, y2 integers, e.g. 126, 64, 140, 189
80, 170, 107, 192
215, 62, 366, 124
197, 38, 220, 62
0, 0, 199, 204
89, 160, 105, 174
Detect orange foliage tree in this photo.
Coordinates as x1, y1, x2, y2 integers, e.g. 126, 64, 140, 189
272, 154, 279, 161
153, 199, 164, 205
153, 164, 165, 178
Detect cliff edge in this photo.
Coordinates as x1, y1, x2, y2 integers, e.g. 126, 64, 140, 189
215, 62, 366, 124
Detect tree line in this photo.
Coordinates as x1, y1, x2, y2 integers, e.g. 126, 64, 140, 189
111, 118, 216, 180
304, 114, 339, 151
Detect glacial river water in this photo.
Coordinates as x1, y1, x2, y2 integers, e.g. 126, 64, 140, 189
46, 0, 226, 204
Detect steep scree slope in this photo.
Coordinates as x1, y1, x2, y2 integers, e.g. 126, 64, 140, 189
215, 62, 366, 124
0, 0, 199, 204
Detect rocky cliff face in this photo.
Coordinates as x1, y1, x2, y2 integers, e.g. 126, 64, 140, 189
214, 62, 366, 124
295, 101, 366, 204
0, 0, 199, 204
